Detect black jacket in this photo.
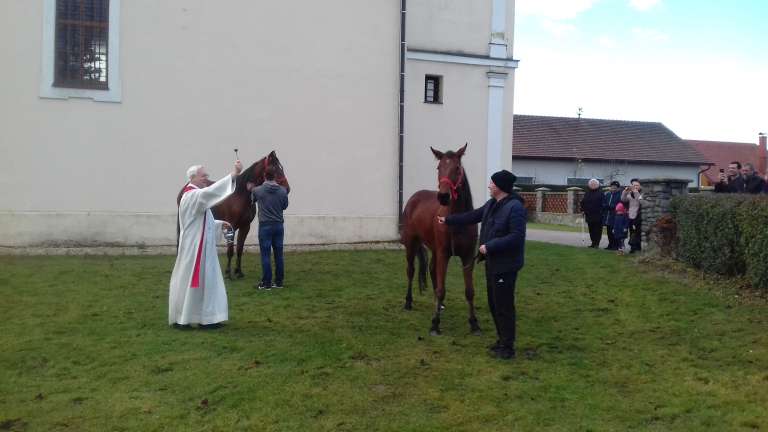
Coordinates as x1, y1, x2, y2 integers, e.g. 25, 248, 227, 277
446, 193, 526, 275
580, 189, 603, 224
715, 175, 764, 194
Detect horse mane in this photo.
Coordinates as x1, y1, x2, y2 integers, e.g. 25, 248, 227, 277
235, 156, 267, 193
455, 166, 473, 213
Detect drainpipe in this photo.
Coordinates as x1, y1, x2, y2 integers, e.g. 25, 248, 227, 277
398, 0, 406, 222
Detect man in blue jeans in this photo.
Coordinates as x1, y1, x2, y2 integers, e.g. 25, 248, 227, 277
247, 166, 289, 290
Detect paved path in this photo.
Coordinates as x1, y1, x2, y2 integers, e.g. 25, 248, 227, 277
526, 228, 610, 248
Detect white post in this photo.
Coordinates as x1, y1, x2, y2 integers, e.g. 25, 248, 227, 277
486, 72, 507, 190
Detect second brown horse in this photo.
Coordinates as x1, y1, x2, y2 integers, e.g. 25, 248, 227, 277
400, 144, 481, 336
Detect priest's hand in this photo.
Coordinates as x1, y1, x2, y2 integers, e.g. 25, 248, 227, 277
233, 160, 243, 176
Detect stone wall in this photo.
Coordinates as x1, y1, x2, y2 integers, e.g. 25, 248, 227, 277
639, 178, 691, 252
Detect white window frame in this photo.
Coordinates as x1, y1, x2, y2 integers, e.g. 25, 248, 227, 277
39, 0, 122, 103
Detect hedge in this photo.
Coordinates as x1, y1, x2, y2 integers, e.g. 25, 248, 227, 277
671, 194, 768, 290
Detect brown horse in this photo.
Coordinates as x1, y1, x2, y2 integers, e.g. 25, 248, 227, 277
176, 151, 290, 279
400, 144, 480, 336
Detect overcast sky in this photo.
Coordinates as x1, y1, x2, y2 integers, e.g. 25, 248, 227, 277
513, 0, 767, 144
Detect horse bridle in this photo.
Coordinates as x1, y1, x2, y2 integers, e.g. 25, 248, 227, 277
439, 165, 464, 201
263, 156, 286, 184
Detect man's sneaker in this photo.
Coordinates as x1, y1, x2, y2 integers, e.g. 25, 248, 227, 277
272, 282, 283, 289
494, 347, 516, 360
256, 281, 272, 290
488, 340, 503, 352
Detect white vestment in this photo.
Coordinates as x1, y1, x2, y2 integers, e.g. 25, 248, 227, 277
168, 174, 235, 325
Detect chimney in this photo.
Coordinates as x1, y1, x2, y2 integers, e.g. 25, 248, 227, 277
759, 132, 767, 175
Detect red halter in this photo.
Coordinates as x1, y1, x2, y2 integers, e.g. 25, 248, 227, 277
439, 166, 464, 201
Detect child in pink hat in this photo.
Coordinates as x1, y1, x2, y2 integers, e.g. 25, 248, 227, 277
613, 202, 629, 255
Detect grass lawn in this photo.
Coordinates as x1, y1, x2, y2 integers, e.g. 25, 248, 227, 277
1, 243, 767, 431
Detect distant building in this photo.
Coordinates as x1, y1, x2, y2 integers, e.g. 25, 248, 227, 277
688, 134, 768, 186
511, 114, 708, 187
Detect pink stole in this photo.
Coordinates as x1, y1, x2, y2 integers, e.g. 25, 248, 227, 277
182, 184, 205, 289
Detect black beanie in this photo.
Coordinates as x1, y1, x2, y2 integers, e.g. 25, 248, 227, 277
491, 170, 517, 193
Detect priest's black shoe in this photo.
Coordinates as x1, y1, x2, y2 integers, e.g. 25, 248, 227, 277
199, 323, 224, 330
172, 323, 192, 330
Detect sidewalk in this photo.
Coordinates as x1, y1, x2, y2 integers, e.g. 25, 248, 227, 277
526, 228, 610, 248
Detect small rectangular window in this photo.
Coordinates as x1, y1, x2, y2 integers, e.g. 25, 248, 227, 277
515, 176, 535, 185
424, 75, 442, 104
54, 0, 110, 90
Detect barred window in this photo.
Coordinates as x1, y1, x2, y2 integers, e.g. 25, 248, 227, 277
54, 0, 109, 90
424, 75, 442, 104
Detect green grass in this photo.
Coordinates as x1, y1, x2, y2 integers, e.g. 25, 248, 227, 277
1, 244, 767, 431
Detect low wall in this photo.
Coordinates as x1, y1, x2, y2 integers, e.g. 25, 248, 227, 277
0, 211, 399, 249
531, 212, 583, 227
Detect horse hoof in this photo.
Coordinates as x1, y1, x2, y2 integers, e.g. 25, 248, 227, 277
471, 328, 482, 336
234, 272, 245, 279
429, 329, 441, 336
404, 303, 412, 311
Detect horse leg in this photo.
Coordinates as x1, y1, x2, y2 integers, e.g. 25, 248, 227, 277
462, 255, 481, 335
430, 251, 447, 336
417, 245, 428, 293
234, 225, 250, 279
404, 240, 416, 310
225, 242, 234, 280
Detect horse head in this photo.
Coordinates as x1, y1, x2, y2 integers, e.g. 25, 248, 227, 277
431, 143, 467, 206
239, 150, 290, 194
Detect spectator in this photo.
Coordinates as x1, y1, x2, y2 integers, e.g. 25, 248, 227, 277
714, 161, 744, 193
621, 178, 643, 253
740, 163, 765, 194
613, 202, 629, 255
580, 179, 603, 248
602, 181, 622, 250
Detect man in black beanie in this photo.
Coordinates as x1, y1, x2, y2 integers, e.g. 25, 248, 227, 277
438, 169, 526, 360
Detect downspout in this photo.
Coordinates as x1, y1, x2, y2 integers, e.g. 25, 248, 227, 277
398, 0, 407, 223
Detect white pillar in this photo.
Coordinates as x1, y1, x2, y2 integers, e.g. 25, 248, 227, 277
490, 0, 507, 58
487, 72, 508, 187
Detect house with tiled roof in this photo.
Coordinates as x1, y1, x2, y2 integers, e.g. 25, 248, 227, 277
511, 114, 710, 187
687, 134, 767, 186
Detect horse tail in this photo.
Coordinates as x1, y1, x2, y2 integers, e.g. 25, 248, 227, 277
417, 244, 427, 294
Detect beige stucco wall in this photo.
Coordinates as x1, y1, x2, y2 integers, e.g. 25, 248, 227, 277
404, 0, 516, 208
404, 60, 490, 208
407, 0, 493, 55
0, 0, 401, 246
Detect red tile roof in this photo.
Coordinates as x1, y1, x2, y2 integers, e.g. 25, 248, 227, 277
686, 140, 759, 184
512, 115, 709, 165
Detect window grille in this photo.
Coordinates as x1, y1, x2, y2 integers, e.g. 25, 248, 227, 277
424, 75, 442, 103
54, 0, 109, 90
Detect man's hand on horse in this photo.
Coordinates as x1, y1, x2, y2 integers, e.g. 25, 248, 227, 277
437, 216, 446, 224
233, 160, 243, 176
479, 244, 487, 255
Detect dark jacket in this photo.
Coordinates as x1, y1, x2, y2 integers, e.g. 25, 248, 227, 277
714, 175, 741, 193
580, 189, 603, 224
744, 175, 766, 194
715, 175, 764, 194
612, 213, 629, 240
445, 193, 526, 275
251, 181, 289, 223
602, 190, 622, 226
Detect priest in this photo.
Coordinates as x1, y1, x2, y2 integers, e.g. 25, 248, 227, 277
169, 160, 242, 329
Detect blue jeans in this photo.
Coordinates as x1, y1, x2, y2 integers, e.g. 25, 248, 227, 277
258, 222, 284, 285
